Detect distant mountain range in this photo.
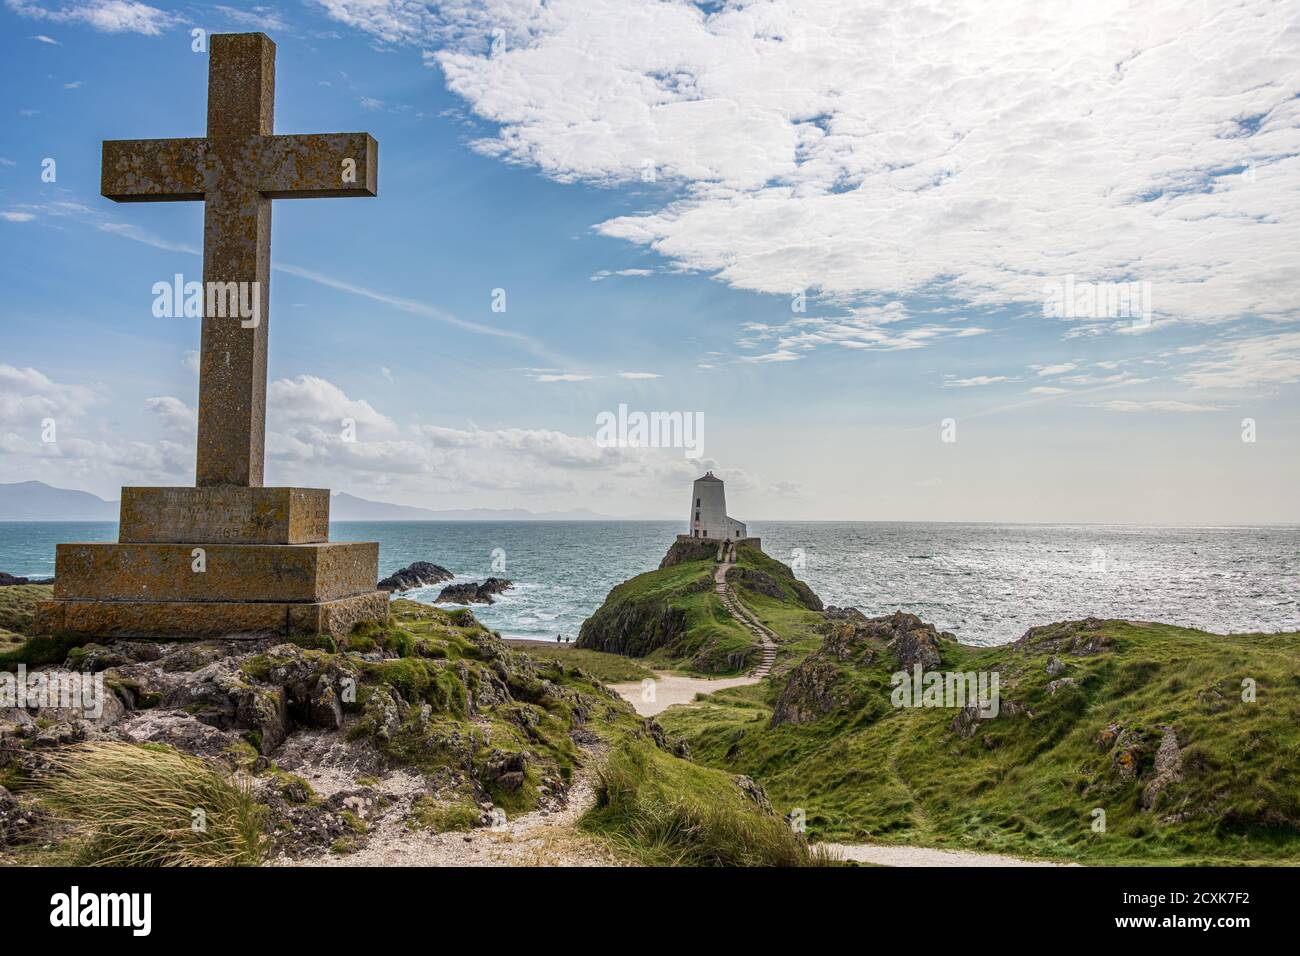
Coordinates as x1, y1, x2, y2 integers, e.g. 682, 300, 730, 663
0, 481, 618, 522
0, 481, 118, 521
329, 492, 615, 521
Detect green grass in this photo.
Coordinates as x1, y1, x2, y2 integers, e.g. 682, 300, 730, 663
576, 544, 828, 676
407, 795, 482, 833
0, 584, 53, 657
34, 742, 267, 866
506, 641, 658, 683
582, 739, 838, 867
660, 620, 1300, 865
0, 583, 50, 634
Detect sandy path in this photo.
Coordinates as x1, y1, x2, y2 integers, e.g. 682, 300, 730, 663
820, 842, 1078, 867
289, 747, 626, 867
609, 671, 758, 717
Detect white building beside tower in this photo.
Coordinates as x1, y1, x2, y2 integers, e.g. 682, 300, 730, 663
688, 472, 747, 539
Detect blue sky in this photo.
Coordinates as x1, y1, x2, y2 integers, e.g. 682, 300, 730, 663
1, 1, 1298, 522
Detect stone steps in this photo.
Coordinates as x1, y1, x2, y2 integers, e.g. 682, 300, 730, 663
714, 557, 779, 679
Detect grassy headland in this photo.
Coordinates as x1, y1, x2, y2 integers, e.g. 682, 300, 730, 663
660, 615, 1300, 865
576, 541, 823, 675
0, 589, 821, 867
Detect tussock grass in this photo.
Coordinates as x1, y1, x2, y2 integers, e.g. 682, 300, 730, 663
37, 742, 267, 866
584, 741, 838, 867
661, 620, 1300, 864
509, 642, 658, 684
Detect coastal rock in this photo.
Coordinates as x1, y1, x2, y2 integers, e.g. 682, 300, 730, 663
772, 610, 952, 728
658, 537, 722, 568
377, 561, 453, 593
1111, 727, 1152, 780
726, 566, 784, 600
1045, 677, 1077, 695
951, 698, 1027, 738
771, 659, 854, 727
434, 578, 513, 605
158, 660, 288, 755
1016, 618, 1115, 657
735, 774, 773, 813
1, 572, 54, 587
823, 606, 868, 624
1141, 726, 1184, 810
0, 784, 40, 848
485, 749, 528, 792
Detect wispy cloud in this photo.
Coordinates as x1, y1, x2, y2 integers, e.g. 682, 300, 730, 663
1087, 400, 1224, 413
7, 0, 180, 36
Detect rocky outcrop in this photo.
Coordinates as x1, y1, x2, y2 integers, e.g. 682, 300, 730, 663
726, 566, 784, 600
771, 659, 852, 726
1, 572, 53, 586
658, 538, 721, 569
1141, 726, 1183, 810
377, 561, 453, 592
576, 579, 700, 657
770, 611, 954, 729
0, 601, 653, 861
0, 784, 40, 851
434, 578, 513, 605
1016, 618, 1115, 657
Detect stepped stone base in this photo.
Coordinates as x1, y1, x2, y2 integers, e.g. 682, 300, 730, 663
34, 590, 389, 641
52, 542, 378, 604
119, 486, 330, 544
38, 483, 386, 642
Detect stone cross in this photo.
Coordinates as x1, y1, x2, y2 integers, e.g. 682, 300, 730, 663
101, 32, 377, 487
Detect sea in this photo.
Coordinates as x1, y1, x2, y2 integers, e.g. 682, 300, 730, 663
1, 521, 1296, 646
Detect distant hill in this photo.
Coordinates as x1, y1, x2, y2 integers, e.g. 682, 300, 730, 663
0, 481, 118, 521
330, 492, 615, 521
0, 481, 617, 522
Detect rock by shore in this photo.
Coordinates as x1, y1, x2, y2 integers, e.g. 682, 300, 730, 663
377, 561, 453, 593
433, 578, 513, 605
0, 572, 54, 587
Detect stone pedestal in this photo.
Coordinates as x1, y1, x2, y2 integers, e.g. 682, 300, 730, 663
35, 487, 389, 641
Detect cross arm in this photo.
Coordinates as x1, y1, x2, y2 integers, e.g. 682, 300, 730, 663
102, 138, 208, 202
257, 132, 378, 198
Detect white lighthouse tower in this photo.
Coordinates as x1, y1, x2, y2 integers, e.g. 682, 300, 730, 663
688, 472, 747, 540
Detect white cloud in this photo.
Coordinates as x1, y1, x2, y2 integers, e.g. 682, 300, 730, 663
533, 372, 594, 383
0, 364, 98, 424
1088, 400, 1224, 413
7, 1, 180, 35
1033, 363, 1078, 377
0, 212, 36, 223
946, 375, 1010, 388
618, 371, 661, 380
321, 0, 1300, 331
1027, 386, 1067, 395
215, 4, 288, 32
1181, 332, 1300, 389
31, 33, 59, 43
268, 374, 397, 434
590, 268, 654, 281
144, 395, 196, 434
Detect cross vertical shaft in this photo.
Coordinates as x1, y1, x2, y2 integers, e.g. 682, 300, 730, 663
100, 30, 378, 488
197, 33, 275, 487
